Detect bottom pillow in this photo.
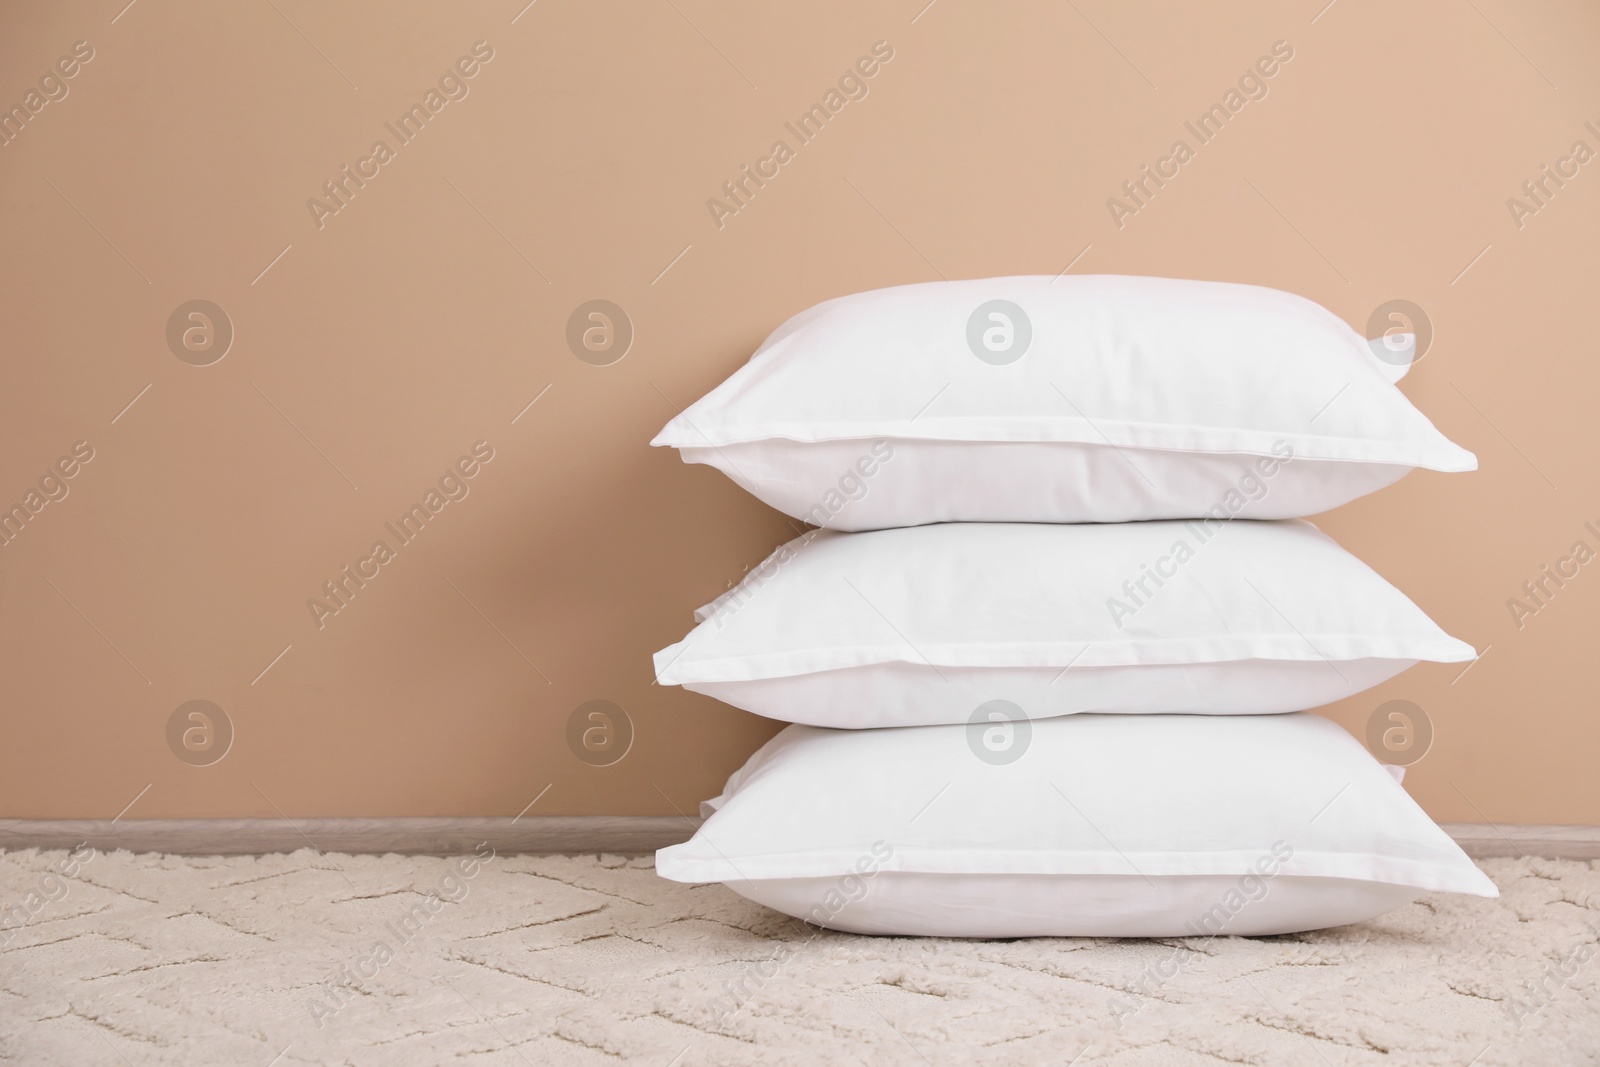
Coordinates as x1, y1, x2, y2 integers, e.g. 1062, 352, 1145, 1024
736, 873, 1423, 939
654, 713, 1497, 938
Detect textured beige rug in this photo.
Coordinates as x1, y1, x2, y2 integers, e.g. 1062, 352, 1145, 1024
1, 849, 1596, 1066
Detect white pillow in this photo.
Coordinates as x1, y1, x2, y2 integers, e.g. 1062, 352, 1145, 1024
653, 713, 1498, 938
654, 519, 1474, 727
651, 275, 1474, 530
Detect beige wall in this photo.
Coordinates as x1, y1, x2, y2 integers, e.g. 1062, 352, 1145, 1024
2, 1, 1596, 824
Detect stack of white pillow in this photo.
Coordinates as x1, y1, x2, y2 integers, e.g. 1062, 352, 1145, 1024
649, 275, 1496, 938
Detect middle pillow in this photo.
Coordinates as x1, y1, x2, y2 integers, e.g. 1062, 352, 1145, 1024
653, 519, 1475, 727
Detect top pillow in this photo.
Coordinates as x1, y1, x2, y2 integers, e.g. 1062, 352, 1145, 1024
653, 275, 1474, 529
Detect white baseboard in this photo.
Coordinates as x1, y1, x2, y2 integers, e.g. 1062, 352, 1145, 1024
1, 818, 1596, 859
0, 817, 697, 856
1437, 822, 1600, 860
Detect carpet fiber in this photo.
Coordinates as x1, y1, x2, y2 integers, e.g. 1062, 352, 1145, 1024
1, 850, 1596, 1065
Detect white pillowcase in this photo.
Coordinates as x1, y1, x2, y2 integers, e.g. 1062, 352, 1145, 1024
654, 519, 1474, 727
651, 275, 1474, 529
654, 713, 1497, 938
